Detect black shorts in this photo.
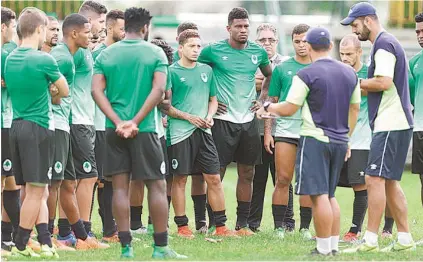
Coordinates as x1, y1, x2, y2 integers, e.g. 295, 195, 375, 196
52, 130, 76, 181
274, 136, 299, 146
295, 136, 347, 198
160, 136, 170, 176
105, 129, 166, 181
212, 118, 261, 167
2, 129, 13, 177
95, 131, 106, 181
168, 129, 220, 175
70, 125, 98, 179
412, 131, 423, 174
366, 129, 412, 181
10, 120, 54, 185
338, 150, 369, 187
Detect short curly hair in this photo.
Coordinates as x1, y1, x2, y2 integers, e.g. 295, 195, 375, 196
416, 12, 423, 23
79, 0, 107, 15
178, 29, 200, 46
151, 39, 174, 64
228, 7, 249, 25
1, 7, 16, 26
106, 9, 124, 26
177, 22, 198, 36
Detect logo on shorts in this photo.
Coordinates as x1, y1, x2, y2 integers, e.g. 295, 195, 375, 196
251, 55, 258, 65
370, 164, 377, 170
201, 73, 208, 83
172, 159, 178, 170
47, 167, 52, 180
359, 171, 365, 176
54, 161, 63, 174
2, 159, 12, 172
160, 161, 166, 175
83, 162, 92, 173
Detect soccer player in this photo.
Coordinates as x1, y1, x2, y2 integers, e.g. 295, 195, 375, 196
162, 29, 236, 238
92, 9, 125, 242
337, 34, 371, 243
92, 7, 186, 259
1, 6, 21, 254
71, 0, 107, 237
257, 27, 360, 255
173, 22, 198, 62
248, 23, 293, 233
198, 7, 272, 235
265, 24, 313, 240
40, 16, 59, 53
5, 8, 69, 258
341, 2, 416, 252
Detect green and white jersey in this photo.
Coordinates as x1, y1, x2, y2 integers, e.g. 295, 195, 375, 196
93, 39, 168, 133
410, 50, 423, 131
5, 48, 61, 130
1, 48, 13, 128
167, 62, 216, 145
92, 43, 107, 131
156, 75, 171, 139
350, 64, 371, 150
269, 57, 310, 138
198, 40, 270, 124
72, 47, 94, 125
50, 44, 75, 133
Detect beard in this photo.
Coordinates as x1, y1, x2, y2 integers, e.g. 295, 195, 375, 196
357, 25, 371, 41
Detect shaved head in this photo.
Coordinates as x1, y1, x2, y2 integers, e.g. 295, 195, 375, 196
340, 34, 361, 49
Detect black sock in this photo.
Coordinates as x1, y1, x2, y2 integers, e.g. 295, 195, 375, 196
3, 189, 21, 235
1, 221, 13, 242
118, 231, 132, 247
58, 218, 72, 238
383, 216, 394, 233
48, 219, 55, 235
36, 223, 52, 247
214, 210, 227, 227
148, 216, 152, 225
130, 206, 143, 230
153, 231, 168, 247
97, 187, 105, 229
272, 204, 287, 229
236, 201, 250, 229
174, 215, 188, 227
167, 195, 171, 210
349, 190, 368, 234
71, 220, 88, 240
192, 194, 207, 230
206, 202, 215, 228
103, 180, 117, 237
83, 221, 92, 234
300, 206, 312, 230
15, 226, 32, 251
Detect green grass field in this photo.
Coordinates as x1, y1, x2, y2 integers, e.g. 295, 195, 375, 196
7, 167, 423, 261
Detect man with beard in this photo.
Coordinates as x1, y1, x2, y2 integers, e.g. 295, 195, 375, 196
40, 16, 59, 53
92, 7, 186, 259
341, 2, 416, 252
198, 7, 272, 236
92, 9, 125, 243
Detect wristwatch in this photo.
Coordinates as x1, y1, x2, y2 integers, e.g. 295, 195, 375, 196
263, 101, 271, 112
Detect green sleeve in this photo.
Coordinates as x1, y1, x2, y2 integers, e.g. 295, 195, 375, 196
73, 48, 83, 69
93, 52, 104, 75
268, 65, 282, 97
259, 47, 270, 68
165, 67, 171, 91
43, 54, 62, 83
155, 48, 168, 74
1, 50, 8, 79
54, 55, 72, 77
409, 60, 416, 107
209, 72, 217, 97
198, 45, 213, 65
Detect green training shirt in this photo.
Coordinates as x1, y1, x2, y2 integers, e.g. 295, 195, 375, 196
410, 50, 423, 131
92, 43, 107, 131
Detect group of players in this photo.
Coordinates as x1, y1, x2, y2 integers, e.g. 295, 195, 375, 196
0, 0, 422, 259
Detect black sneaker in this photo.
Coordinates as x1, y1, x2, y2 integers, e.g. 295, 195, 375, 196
249, 227, 260, 233
1, 241, 15, 252
310, 248, 331, 256
332, 250, 339, 256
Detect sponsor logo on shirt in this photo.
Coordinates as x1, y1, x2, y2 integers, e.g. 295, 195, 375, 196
201, 73, 208, 82
222, 56, 228, 61
180, 77, 186, 82
251, 55, 258, 65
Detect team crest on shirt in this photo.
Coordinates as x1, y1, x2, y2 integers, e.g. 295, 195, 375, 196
251, 55, 258, 65
47, 167, 52, 180
160, 161, 166, 175
2, 159, 12, 172
83, 161, 92, 173
54, 161, 63, 174
172, 159, 178, 170
201, 73, 208, 82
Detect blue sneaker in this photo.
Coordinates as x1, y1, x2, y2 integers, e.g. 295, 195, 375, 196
57, 233, 77, 247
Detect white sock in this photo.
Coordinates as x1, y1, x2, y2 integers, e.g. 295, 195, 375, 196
398, 232, 413, 245
316, 237, 331, 254
363, 230, 378, 246
331, 236, 339, 251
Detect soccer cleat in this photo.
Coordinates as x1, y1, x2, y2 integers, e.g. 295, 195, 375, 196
274, 228, 285, 239
196, 225, 208, 235
76, 237, 110, 250
131, 226, 148, 236
177, 226, 195, 239
27, 238, 41, 252
57, 233, 77, 247
235, 227, 255, 237
310, 248, 331, 256
342, 232, 360, 243
1, 241, 15, 252
10, 246, 40, 258
39, 244, 60, 259
121, 245, 134, 258
207, 225, 216, 236
102, 233, 120, 244
342, 240, 379, 253
214, 226, 239, 237
380, 241, 416, 252
87, 231, 96, 238
52, 237, 76, 251
249, 226, 260, 233
152, 245, 187, 259
147, 224, 154, 236
300, 228, 313, 241
381, 230, 393, 239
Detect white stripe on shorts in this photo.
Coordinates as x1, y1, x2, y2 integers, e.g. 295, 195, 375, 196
378, 131, 390, 177
297, 137, 306, 194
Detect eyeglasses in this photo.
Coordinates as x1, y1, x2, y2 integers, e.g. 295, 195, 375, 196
257, 38, 277, 44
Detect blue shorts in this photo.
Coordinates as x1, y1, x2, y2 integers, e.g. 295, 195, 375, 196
366, 129, 412, 181
295, 136, 348, 198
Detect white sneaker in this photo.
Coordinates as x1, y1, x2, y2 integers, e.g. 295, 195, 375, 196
131, 226, 148, 235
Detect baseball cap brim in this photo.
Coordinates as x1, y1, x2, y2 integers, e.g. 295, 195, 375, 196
340, 16, 355, 26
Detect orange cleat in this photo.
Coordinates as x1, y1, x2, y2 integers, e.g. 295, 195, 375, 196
101, 233, 120, 244
342, 232, 359, 243
27, 238, 41, 252
75, 237, 110, 250
52, 237, 76, 251
177, 226, 195, 239
235, 227, 255, 236
214, 226, 239, 237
